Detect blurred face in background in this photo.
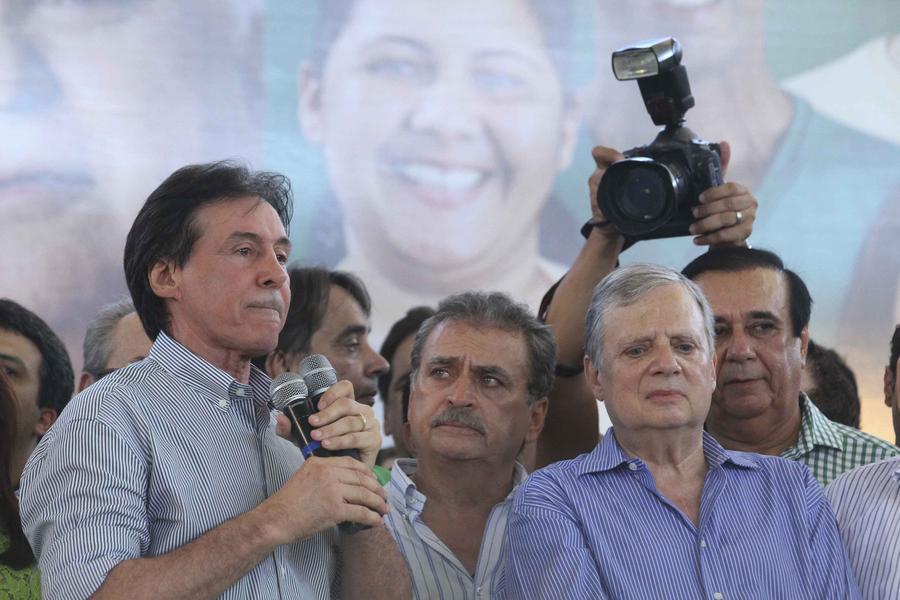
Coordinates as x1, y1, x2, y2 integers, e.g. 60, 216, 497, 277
384, 333, 416, 446
300, 0, 578, 277
0, 0, 262, 356
0, 329, 52, 485
306, 285, 389, 407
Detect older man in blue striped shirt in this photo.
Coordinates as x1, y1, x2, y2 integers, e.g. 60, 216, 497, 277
499, 264, 859, 598
19, 162, 406, 599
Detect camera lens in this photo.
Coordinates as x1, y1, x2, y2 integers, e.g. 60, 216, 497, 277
618, 168, 667, 222
598, 157, 679, 236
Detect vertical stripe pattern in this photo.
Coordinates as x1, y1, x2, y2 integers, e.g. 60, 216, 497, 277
383, 458, 526, 599
825, 457, 900, 599
19, 332, 337, 599
497, 430, 860, 599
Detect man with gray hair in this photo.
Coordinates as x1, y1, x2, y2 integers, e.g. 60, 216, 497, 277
383, 290, 556, 598
77, 297, 152, 393
499, 264, 858, 598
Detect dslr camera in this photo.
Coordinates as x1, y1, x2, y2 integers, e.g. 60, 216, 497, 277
597, 37, 722, 240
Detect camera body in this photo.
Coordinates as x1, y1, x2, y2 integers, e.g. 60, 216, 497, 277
599, 126, 722, 239
597, 37, 722, 240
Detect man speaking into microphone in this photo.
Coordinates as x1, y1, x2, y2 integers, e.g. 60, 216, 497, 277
18, 161, 409, 599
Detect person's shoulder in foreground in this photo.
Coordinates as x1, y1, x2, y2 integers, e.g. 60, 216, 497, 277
825, 456, 900, 600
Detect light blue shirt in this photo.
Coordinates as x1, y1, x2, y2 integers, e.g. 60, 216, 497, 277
19, 333, 337, 599
498, 430, 859, 599
825, 457, 900, 600
384, 458, 527, 600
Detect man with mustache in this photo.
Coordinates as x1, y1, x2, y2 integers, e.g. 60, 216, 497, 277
256, 267, 389, 407
383, 291, 555, 598
683, 247, 899, 485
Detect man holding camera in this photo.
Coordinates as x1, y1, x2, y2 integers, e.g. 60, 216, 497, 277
20, 162, 408, 599
536, 141, 757, 467
538, 143, 898, 483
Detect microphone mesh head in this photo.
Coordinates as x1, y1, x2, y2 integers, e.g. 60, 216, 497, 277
299, 354, 338, 397
269, 372, 308, 411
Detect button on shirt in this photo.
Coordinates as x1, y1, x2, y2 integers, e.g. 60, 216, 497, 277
783, 394, 900, 486
384, 458, 527, 599
19, 333, 337, 599
825, 457, 900, 599
497, 430, 859, 599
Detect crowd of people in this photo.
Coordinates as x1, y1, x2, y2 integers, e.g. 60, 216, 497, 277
1, 141, 898, 599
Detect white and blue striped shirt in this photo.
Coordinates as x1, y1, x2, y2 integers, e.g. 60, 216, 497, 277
498, 430, 859, 599
19, 332, 337, 599
825, 457, 900, 599
384, 458, 527, 599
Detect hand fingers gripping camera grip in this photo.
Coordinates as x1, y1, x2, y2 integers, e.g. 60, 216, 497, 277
269, 356, 368, 534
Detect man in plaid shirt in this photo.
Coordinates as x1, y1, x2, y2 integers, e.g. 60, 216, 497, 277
683, 247, 899, 485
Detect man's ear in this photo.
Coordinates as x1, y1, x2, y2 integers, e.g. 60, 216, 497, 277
799, 326, 810, 363
33, 408, 58, 437
77, 372, 95, 394
583, 355, 603, 401
885, 366, 895, 408
524, 397, 550, 444
149, 259, 181, 300
298, 62, 325, 144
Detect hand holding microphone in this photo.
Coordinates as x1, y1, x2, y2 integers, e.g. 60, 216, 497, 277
269, 355, 383, 534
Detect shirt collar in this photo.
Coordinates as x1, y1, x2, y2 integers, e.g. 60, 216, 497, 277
787, 393, 844, 457
388, 458, 528, 519
576, 428, 758, 477
149, 332, 271, 411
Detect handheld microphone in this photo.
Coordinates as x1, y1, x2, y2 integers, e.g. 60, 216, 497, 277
269, 357, 369, 533
269, 374, 316, 457
298, 354, 361, 462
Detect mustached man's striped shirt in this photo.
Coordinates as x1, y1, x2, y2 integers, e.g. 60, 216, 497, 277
825, 457, 900, 599
497, 430, 860, 599
384, 458, 527, 599
19, 333, 337, 599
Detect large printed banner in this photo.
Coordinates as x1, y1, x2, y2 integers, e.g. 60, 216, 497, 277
4, 0, 899, 440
